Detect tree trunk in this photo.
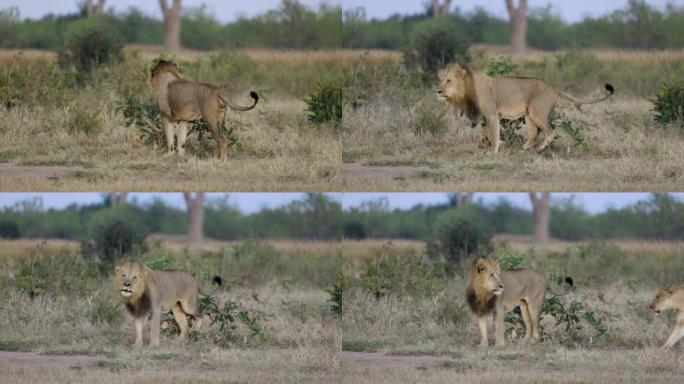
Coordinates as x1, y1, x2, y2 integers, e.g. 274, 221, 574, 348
452, 193, 475, 208
159, 0, 182, 54
85, 0, 106, 18
432, 0, 453, 17
183, 192, 204, 244
505, 0, 527, 54
108, 193, 127, 208
529, 193, 550, 244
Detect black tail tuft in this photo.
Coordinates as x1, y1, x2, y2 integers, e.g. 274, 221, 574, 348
605, 84, 615, 95
213, 276, 223, 287
249, 91, 259, 103
565, 276, 574, 287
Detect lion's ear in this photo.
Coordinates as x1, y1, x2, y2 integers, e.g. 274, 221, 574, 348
476, 259, 486, 273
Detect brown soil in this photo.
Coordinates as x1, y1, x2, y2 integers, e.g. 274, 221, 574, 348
341, 163, 434, 180
339, 351, 456, 369
0, 351, 107, 368
0, 164, 83, 181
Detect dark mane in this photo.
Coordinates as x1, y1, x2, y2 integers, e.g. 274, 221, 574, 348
466, 287, 497, 317
462, 66, 481, 122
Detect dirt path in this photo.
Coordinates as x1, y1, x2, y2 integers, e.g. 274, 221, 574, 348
0, 164, 83, 181
0, 351, 107, 368
340, 351, 456, 369
341, 163, 434, 180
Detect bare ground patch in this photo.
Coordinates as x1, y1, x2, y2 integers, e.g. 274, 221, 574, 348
340, 351, 455, 369
0, 164, 84, 181
0, 351, 108, 368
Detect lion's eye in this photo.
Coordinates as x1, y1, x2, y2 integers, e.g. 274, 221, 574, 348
446, 79, 451, 83
490, 273, 494, 278
133, 276, 137, 280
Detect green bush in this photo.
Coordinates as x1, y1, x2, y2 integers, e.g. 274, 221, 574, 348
359, 249, 448, 298
199, 295, 264, 340
304, 79, 343, 125
403, 16, 471, 76
0, 221, 20, 239
83, 208, 148, 266
58, 17, 124, 74
484, 55, 520, 77
428, 207, 494, 263
89, 293, 124, 327
325, 273, 351, 316
651, 81, 684, 126
13, 248, 104, 297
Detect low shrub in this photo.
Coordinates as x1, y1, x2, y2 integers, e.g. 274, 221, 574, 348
82, 208, 148, 266
58, 16, 124, 75
304, 79, 343, 125
428, 207, 494, 263
651, 80, 684, 126
403, 16, 471, 76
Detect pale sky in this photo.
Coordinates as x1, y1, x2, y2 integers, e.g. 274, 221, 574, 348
0, 193, 676, 215
0, 0, 338, 22
343, 0, 679, 22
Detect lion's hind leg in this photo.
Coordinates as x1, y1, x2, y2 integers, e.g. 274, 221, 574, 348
522, 117, 539, 151
171, 303, 190, 338
180, 297, 203, 333
520, 300, 533, 341
528, 102, 556, 153
662, 318, 684, 349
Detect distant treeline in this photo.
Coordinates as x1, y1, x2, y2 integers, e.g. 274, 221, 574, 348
0, 0, 342, 50
0, 193, 682, 242
343, 0, 684, 50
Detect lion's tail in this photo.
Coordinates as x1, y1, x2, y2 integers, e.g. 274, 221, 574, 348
547, 276, 574, 297
219, 91, 259, 111
558, 84, 614, 107
201, 275, 223, 297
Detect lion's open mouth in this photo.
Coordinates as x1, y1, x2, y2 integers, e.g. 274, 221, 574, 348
493, 288, 503, 296
437, 94, 447, 101
120, 288, 132, 297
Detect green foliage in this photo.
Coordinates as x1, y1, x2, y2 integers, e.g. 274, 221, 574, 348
325, 273, 351, 316
543, 296, 610, 343
199, 295, 264, 338
142, 254, 176, 270
82, 208, 148, 266
0, 221, 20, 239
651, 81, 684, 126
13, 247, 104, 297
550, 110, 590, 151
403, 16, 471, 76
89, 293, 124, 327
359, 248, 448, 298
116, 95, 163, 147
67, 103, 103, 136
496, 249, 527, 271
484, 55, 519, 77
428, 207, 494, 263
304, 79, 344, 125
0, 60, 79, 109
413, 104, 448, 137
58, 17, 124, 74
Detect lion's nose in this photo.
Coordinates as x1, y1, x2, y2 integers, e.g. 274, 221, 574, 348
499, 284, 504, 289
124, 282, 131, 287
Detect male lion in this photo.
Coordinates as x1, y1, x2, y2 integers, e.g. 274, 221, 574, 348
650, 283, 684, 349
466, 257, 573, 347
437, 63, 614, 153
114, 260, 221, 347
149, 60, 259, 160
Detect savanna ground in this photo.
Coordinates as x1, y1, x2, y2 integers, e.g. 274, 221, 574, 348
0, 237, 348, 383
0, 46, 343, 191
339, 237, 684, 383
341, 47, 684, 191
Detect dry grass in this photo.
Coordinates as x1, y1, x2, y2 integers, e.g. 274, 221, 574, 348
340, 241, 684, 383
0, 62, 340, 191
342, 95, 684, 191
0, 238, 341, 383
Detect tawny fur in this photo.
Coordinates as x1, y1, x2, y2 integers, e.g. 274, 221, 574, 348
466, 257, 573, 347
437, 63, 614, 154
149, 60, 258, 161
114, 260, 213, 347
650, 283, 684, 349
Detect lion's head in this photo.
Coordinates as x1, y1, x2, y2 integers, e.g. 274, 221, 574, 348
466, 257, 504, 316
114, 261, 151, 303
437, 63, 469, 103
650, 284, 683, 314
149, 59, 183, 89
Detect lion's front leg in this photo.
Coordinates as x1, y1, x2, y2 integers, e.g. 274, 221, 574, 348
176, 122, 188, 156
662, 321, 684, 349
495, 304, 505, 347
478, 316, 489, 347
133, 316, 144, 347
485, 117, 501, 154
162, 115, 175, 154
150, 307, 161, 347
